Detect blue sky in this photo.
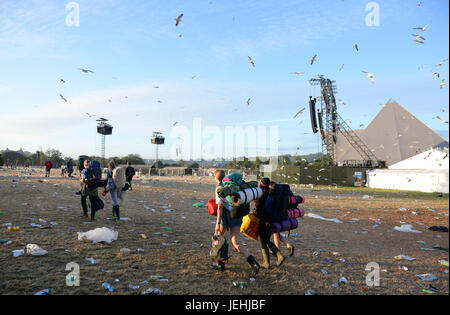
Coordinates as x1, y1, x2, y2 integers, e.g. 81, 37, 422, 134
0, 0, 448, 161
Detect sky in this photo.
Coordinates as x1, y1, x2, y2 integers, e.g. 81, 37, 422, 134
0, 0, 448, 161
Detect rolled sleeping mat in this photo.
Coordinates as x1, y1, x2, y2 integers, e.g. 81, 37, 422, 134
288, 209, 305, 219
270, 218, 299, 234
231, 187, 263, 205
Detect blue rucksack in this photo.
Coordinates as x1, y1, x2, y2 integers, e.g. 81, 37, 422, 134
265, 184, 291, 223
88, 161, 102, 180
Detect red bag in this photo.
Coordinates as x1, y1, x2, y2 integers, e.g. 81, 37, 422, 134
207, 199, 218, 216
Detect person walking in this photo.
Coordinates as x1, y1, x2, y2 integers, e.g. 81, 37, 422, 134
80, 160, 103, 220
213, 170, 260, 275
67, 159, 74, 178
106, 160, 122, 220
125, 162, 135, 191
44, 160, 52, 177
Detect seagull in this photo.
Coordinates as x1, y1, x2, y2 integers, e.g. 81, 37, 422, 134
157, 100, 162, 103
60, 94, 67, 102
85, 112, 95, 118
191, 76, 197, 79
291, 72, 304, 75
436, 116, 448, 124
412, 34, 426, 40
338, 99, 346, 105
360, 124, 365, 127
108, 99, 112, 103
432, 58, 449, 71
339, 64, 345, 71
414, 40, 425, 45
60, 79, 66, 83
78, 68, 94, 73
440, 79, 446, 89
175, 13, 183, 26
362, 71, 375, 84
178, 34, 182, 38
247, 98, 251, 106
418, 1, 422, 6
173, 122, 179, 126
413, 23, 430, 32
154, 86, 159, 88
353, 44, 359, 51
310, 54, 317, 65
248, 56, 255, 67
293, 107, 306, 119
433, 72, 440, 78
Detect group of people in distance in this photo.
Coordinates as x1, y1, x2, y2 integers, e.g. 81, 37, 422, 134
77, 160, 135, 221
213, 170, 295, 274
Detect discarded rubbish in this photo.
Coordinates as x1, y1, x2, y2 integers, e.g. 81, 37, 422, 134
305, 289, 316, 295
13, 249, 25, 257
305, 213, 342, 224
26, 244, 48, 256
128, 284, 140, 290
34, 288, 51, 295
192, 202, 205, 208
331, 283, 339, 288
339, 277, 348, 284
321, 269, 328, 274
150, 275, 164, 280
233, 281, 246, 288
86, 257, 100, 264
439, 260, 449, 267
428, 226, 449, 232
120, 248, 132, 253
432, 245, 449, 252
102, 282, 117, 292
77, 227, 118, 244
0, 238, 9, 243
8, 226, 20, 231
394, 255, 416, 261
417, 274, 438, 281
394, 224, 422, 233
142, 288, 163, 295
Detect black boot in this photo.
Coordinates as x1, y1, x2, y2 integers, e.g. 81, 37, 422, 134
246, 255, 260, 275
112, 206, 116, 217
114, 205, 120, 220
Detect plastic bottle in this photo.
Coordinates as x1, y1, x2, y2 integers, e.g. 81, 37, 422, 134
102, 282, 117, 292
8, 227, 20, 231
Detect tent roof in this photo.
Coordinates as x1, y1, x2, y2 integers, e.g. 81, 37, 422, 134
336, 100, 448, 166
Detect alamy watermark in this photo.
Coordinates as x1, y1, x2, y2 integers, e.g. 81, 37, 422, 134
169, 118, 279, 173
66, 2, 80, 27
365, 2, 380, 27
66, 262, 80, 286
365, 262, 380, 287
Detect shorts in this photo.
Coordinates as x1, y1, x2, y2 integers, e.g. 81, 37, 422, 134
221, 209, 243, 228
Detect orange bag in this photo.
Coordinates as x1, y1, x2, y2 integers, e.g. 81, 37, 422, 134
240, 213, 260, 241
207, 199, 218, 216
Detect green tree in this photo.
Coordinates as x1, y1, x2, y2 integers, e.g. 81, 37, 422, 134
0, 154, 3, 166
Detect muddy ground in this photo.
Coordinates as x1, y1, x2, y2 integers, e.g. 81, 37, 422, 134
0, 167, 448, 295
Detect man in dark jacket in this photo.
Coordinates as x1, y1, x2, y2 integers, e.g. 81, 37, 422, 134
125, 162, 135, 191
67, 159, 74, 177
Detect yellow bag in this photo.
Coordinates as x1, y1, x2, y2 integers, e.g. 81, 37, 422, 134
240, 213, 260, 241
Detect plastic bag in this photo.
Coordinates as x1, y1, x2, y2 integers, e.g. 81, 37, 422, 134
26, 244, 48, 256
77, 227, 118, 244
240, 213, 260, 241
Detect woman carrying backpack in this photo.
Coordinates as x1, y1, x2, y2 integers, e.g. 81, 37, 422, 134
106, 160, 121, 220
254, 178, 285, 269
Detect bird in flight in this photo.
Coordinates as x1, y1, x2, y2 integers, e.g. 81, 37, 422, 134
338, 99, 346, 105
293, 107, 306, 119
353, 44, 359, 51
411, 34, 426, 40
175, 14, 183, 26
60, 94, 67, 103
440, 79, 446, 89
435, 116, 449, 124
414, 40, 425, 45
79, 68, 94, 73
310, 54, 317, 65
362, 71, 375, 84
339, 64, 345, 71
246, 98, 251, 106
432, 58, 449, 71
413, 23, 430, 32
60, 79, 66, 83
290, 72, 304, 76
248, 56, 255, 67
173, 122, 179, 126
433, 72, 440, 78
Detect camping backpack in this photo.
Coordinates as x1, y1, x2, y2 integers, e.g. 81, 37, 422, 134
112, 166, 127, 190
209, 234, 229, 271
89, 161, 102, 179
265, 184, 291, 223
